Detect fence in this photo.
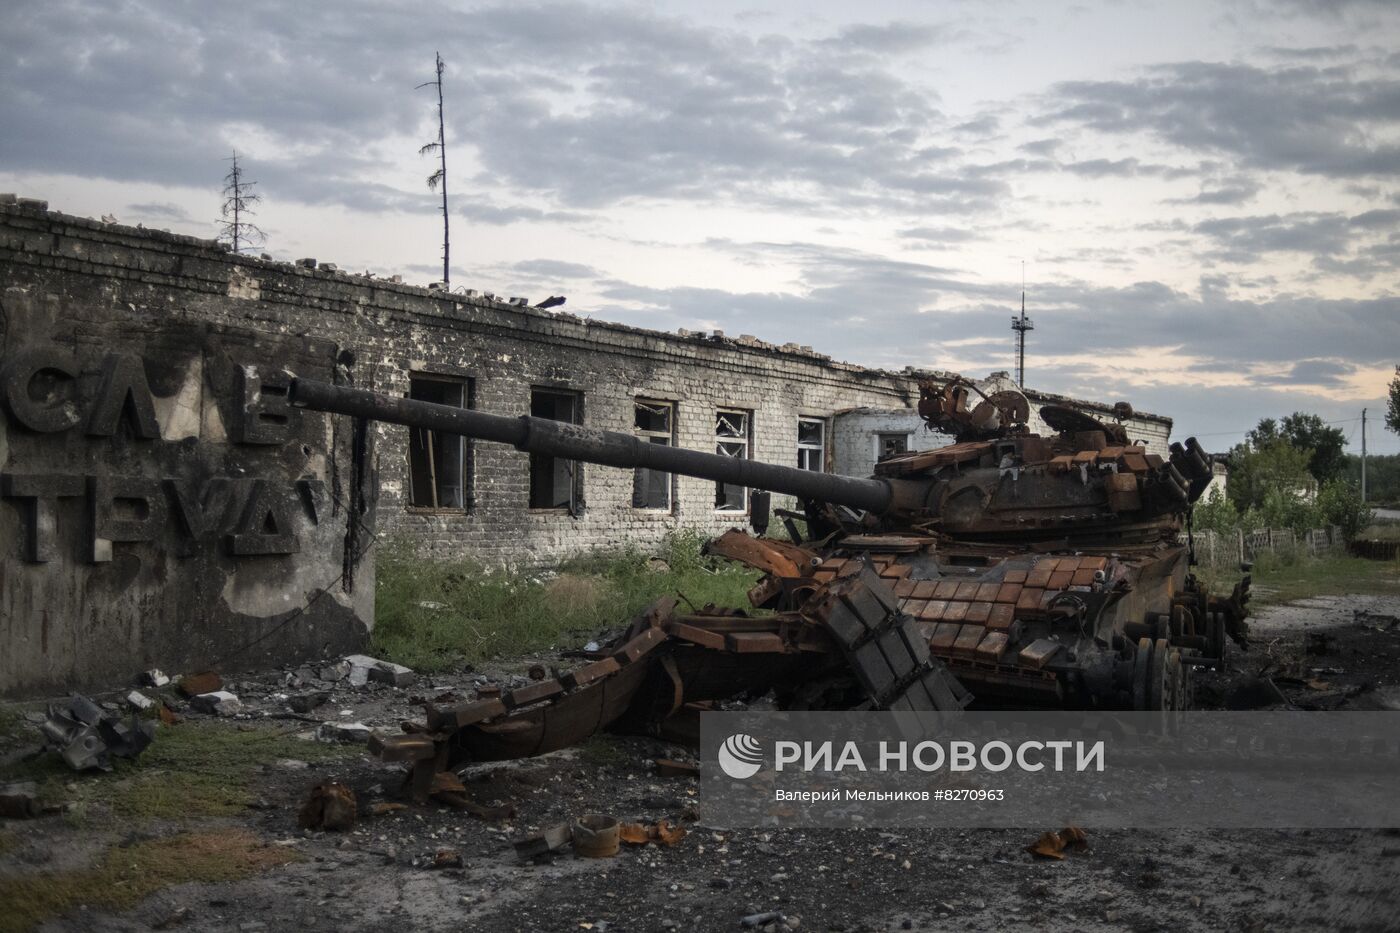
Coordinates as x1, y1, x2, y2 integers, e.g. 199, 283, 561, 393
1178, 525, 1345, 568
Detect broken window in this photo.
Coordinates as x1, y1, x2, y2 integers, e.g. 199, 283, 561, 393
407, 374, 471, 510
633, 400, 675, 510
715, 408, 751, 511
529, 388, 582, 511
798, 417, 825, 472
878, 433, 909, 460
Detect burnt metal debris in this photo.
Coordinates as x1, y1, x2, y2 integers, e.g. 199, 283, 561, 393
290, 373, 1250, 786
39, 694, 156, 771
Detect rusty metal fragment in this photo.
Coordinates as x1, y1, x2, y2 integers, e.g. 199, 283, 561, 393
1027, 825, 1089, 859
297, 781, 357, 831
572, 814, 621, 858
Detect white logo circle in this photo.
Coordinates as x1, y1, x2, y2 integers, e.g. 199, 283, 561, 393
717, 733, 764, 779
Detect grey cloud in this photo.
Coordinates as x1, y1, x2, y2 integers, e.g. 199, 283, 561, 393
125, 202, 198, 223
1258, 45, 1361, 60
1188, 208, 1400, 271
1062, 158, 1150, 178
0, 1, 1026, 219
1018, 138, 1061, 157
821, 22, 960, 54
586, 239, 1400, 381
898, 226, 982, 244
1039, 61, 1400, 178
460, 202, 592, 226
1349, 208, 1400, 229
953, 115, 1001, 136
1255, 359, 1357, 387
1165, 177, 1262, 205
510, 259, 601, 279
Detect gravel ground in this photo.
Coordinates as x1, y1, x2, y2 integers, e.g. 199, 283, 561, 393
5, 593, 1400, 933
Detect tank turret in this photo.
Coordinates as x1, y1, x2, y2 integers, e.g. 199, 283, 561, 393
290, 376, 1217, 548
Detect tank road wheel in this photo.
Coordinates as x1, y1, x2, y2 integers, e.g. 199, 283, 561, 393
1206, 611, 1226, 661
1168, 647, 1191, 710
1148, 638, 1170, 712
1132, 637, 1154, 710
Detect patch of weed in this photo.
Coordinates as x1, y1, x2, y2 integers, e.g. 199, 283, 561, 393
0, 829, 296, 933
373, 530, 760, 670
0, 721, 354, 825
1200, 552, 1400, 609
578, 734, 630, 770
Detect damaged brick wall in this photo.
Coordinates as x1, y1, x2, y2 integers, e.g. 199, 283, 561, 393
0, 197, 1172, 588
0, 199, 375, 696
0, 201, 939, 571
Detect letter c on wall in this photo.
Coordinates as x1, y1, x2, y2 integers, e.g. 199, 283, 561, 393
1, 347, 82, 433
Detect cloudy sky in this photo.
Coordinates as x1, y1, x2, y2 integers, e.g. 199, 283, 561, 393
2, 0, 1397, 452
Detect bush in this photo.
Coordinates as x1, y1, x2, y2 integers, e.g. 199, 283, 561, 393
1192, 488, 1238, 535
1316, 479, 1372, 540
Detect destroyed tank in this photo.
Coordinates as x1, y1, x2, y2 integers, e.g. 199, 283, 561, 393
288, 376, 1250, 783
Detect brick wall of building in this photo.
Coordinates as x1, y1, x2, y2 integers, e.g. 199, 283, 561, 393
0, 197, 1175, 573
0, 199, 928, 567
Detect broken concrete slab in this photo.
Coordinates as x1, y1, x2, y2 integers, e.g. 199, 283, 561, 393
189, 691, 242, 716
344, 654, 416, 688
138, 669, 171, 688
126, 690, 155, 711
287, 691, 330, 713
317, 721, 372, 744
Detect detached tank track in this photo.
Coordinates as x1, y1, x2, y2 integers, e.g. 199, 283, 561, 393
369, 571, 971, 789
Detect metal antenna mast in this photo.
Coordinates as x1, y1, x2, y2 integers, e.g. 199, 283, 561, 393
1011, 262, 1034, 388
417, 52, 450, 286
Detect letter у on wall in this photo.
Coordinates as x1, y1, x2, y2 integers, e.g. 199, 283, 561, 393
0, 292, 375, 697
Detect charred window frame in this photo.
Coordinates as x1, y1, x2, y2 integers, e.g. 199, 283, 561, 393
878, 433, 909, 460
715, 408, 752, 512
407, 373, 473, 511
633, 399, 675, 511
797, 417, 826, 472
529, 387, 583, 513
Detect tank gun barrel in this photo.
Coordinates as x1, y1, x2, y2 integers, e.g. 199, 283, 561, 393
289, 379, 896, 514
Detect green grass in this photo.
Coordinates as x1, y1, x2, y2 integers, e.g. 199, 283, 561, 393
1358, 523, 1400, 542
372, 530, 761, 671
0, 829, 297, 933
0, 704, 25, 739
0, 719, 354, 825
1207, 552, 1400, 610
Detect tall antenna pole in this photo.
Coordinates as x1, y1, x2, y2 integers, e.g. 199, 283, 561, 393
1010, 262, 1034, 388
418, 52, 450, 286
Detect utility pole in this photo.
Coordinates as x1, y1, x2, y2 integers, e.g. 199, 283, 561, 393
1361, 407, 1367, 502
418, 52, 450, 286
1010, 263, 1033, 388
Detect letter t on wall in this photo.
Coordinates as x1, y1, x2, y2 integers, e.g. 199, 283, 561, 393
1, 473, 85, 561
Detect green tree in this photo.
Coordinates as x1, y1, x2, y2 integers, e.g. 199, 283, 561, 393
1316, 479, 1372, 539
1227, 438, 1314, 512
1248, 412, 1346, 484
1387, 366, 1400, 435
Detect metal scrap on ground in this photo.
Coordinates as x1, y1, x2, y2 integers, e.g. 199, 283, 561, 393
38, 695, 156, 771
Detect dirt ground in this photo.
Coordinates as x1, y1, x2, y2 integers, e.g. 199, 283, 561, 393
3, 590, 1400, 933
